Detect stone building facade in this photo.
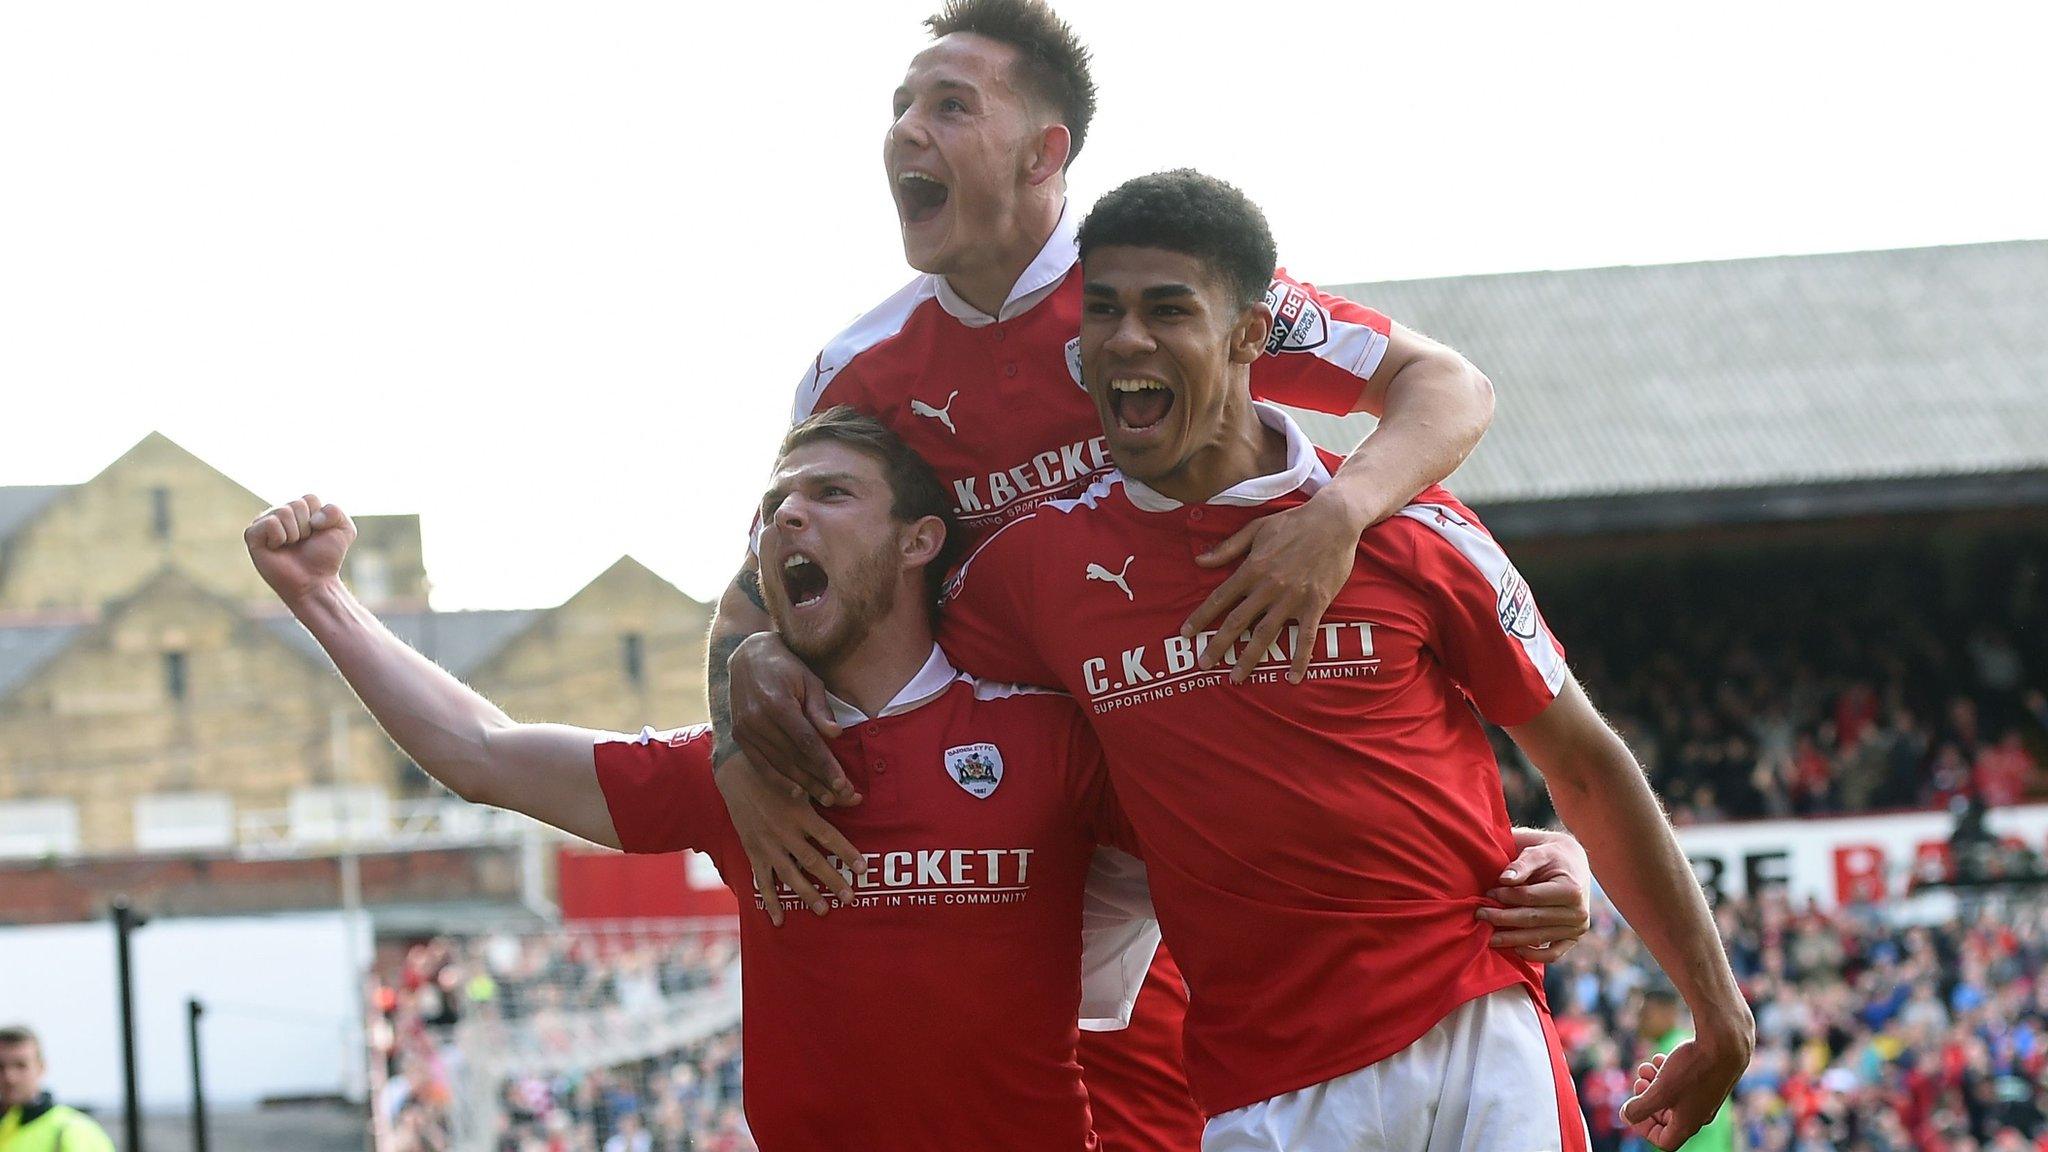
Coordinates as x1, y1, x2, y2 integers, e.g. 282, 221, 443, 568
0, 433, 710, 859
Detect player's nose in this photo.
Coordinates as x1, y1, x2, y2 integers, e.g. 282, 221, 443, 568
773, 499, 807, 531
1103, 313, 1155, 357
887, 105, 933, 152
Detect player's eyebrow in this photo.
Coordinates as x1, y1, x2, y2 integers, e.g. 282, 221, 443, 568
894, 79, 981, 105
762, 467, 864, 511
1082, 282, 1199, 301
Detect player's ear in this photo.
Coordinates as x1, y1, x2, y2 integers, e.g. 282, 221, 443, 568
1230, 300, 1273, 365
1025, 122, 1071, 188
900, 515, 947, 570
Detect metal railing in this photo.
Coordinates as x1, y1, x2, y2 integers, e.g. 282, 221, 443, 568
235, 795, 548, 859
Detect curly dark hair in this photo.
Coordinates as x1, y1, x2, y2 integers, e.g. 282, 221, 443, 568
925, 0, 1097, 165
1077, 169, 1278, 309
776, 406, 963, 619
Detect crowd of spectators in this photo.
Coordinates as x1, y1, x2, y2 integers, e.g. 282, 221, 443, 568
378, 888, 2048, 1152
1497, 540, 2045, 828
370, 925, 752, 1152
1557, 889, 2048, 1151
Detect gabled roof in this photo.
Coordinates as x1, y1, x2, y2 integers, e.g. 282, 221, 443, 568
1, 432, 270, 552
0, 487, 69, 546
0, 621, 91, 701
1288, 239, 2048, 506
262, 609, 545, 679
0, 568, 305, 705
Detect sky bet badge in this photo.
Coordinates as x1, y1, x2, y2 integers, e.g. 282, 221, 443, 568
945, 743, 1004, 799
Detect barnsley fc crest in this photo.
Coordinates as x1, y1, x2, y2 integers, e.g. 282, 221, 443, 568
944, 743, 1005, 799
1065, 337, 1085, 389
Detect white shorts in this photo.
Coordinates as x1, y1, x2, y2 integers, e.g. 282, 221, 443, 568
1202, 987, 1587, 1152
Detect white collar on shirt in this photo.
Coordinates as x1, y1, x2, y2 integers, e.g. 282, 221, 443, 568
932, 201, 1078, 327
824, 643, 961, 726
1120, 401, 1333, 512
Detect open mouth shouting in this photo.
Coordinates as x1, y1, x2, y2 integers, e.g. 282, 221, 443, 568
895, 170, 950, 227
1107, 377, 1176, 439
779, 551, 831, 611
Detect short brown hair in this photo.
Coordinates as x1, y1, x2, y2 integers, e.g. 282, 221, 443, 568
0, 1026, 40, 1056
926, 0, 1097, 165
775, 407, 962, 616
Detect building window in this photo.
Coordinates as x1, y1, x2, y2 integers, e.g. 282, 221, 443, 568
622, 633, 645, 689
0, 799, 81, 859
164, 651, 188, 703
151, 487, 173, 540
134, 792, 235, 853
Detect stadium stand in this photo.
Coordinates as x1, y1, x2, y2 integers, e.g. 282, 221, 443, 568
1291, 241, 2048, 831
1494, 533, 2046, 828
369, 922, 751, 1152
1557, 889, 2048, 1151
386, 887, 2048, 1151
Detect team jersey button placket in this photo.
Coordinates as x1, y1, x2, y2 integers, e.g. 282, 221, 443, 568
1187, 504, 1235, 559
859, 727, 897, 805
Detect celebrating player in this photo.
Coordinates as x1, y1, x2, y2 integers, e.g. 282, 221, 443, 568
704, 4, 1568, 1147
730, 171, 1755, 1151
244, 415, 1180, 1151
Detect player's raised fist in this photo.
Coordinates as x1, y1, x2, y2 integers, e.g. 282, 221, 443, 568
244, 493, 356, 604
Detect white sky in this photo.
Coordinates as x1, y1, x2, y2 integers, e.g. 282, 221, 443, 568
3, 1, 2044, 608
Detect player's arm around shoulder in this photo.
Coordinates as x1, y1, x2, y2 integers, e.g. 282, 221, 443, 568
244, 495, 624, 850
1303, 319, 1494, 530
1186, 282, 1496, 683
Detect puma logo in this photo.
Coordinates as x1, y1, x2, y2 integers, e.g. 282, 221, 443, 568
1085, 556, 1135, 600
909, 390, 961, 435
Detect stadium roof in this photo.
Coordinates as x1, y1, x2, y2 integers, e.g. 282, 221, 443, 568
1289, 239, 2048, 533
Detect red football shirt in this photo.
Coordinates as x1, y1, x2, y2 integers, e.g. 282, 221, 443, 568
788, 202, 1393, 546
595, 649, 1139, 1151
939, 402, 1571, 1116
777, 204, 1394, 1150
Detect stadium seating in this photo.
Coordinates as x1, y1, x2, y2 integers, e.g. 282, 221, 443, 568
1556, 890, 2048, 1151
373, 884, 2048, 1151
1498, 541, 2046, 829
369, 924, 752, 1152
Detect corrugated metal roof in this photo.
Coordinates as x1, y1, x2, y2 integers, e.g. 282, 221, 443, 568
0, 622, 89, 700
262, 609, 544, 679
0, 486, 68, 545
1286, 240, 2048, 503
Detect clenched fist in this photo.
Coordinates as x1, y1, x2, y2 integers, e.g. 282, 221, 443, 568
244, 493, 356, 605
